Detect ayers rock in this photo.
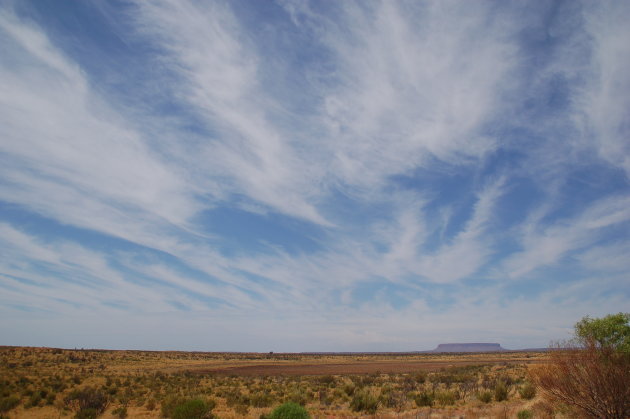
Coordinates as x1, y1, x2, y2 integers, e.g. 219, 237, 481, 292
431, 343, 507, 353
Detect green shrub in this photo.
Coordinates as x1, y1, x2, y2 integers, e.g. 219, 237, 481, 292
477, 390, 492, 403
519, 382, 536, 400
350, 390, 379, 414
268, 402, 310, 419
414, 391, 434, 407
172, 399, 214, 419
64, 387, 108, 415
25, 390, 47, 408
435, 390, 456, 406
161, 396, 216, 419
161, 396, 184, 417
517, 409, 533, 419
0, 396, 20, 413
494, 381, 508, 402
378, 388, 404, 409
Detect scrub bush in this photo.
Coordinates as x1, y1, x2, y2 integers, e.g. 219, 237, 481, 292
64, 387, 108, 417
0, 396, 20, 413
172, 399, 215, 419
414, 390, 434, 407
519, 382, 536, 400
250, 392, 273, 407
435, 390, 456, 406
267, 402, 310, 419
477, 390, 492, 404
350, 389, 379, 414
494, 381, 508, 401
531, 313, 630, 418
74, 408, 99, 419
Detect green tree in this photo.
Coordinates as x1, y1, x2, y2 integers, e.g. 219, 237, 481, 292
574, 312, 630, 353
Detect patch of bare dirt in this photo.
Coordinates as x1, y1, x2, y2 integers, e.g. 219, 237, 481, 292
191, 358, 543, 376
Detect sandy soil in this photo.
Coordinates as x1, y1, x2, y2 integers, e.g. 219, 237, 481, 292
191, 357, 544, 376
182, 355, 544, 376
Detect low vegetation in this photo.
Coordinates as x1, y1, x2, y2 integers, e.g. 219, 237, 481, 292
0, 347, 544, 418
265, 402, 309, 419
3, 312, 625, 418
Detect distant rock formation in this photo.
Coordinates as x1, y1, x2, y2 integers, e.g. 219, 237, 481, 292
432, 343, 506, 353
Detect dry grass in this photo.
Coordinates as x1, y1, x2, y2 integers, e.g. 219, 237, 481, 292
0, 346, 549, 418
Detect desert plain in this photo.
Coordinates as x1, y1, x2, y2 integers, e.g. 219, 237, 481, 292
0, 346, 557, 418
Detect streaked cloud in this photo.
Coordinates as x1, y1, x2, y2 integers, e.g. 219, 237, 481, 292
0, 0, 628, 351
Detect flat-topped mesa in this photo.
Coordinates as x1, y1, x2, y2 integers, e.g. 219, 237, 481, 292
432, 343, 507, 353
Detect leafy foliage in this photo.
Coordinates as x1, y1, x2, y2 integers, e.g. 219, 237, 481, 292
574, 312, 630, 352
267, 402, 310, 419
162, 396, 216, 419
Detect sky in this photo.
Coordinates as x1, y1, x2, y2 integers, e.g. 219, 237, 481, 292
0, 0, 629, 352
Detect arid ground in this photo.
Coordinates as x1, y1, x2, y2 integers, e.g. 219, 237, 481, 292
0, 346, 556, 418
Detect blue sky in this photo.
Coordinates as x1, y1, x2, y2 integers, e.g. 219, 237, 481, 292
1, 0, 629, 352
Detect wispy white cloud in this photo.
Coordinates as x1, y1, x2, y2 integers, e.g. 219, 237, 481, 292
410, 178, 506, 283
578, 1, 630, 176
0, 1, 629, 351
0, 224, 165, 315
503, 195, 630, 278
309, 1, 516, 188
575, 241, 630, 273
132, 0, 331, 226
0, 10, 199, 242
